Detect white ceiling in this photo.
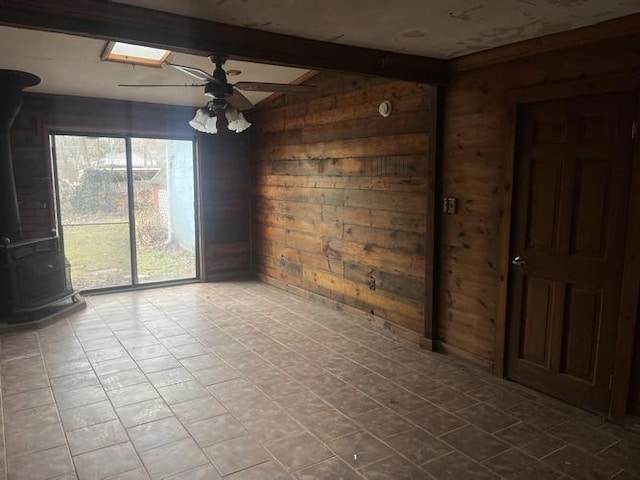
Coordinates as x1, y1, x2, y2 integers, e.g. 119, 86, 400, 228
115, 0, 640, 58
0, 26, 309, 107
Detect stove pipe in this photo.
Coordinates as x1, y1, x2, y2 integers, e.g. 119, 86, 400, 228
0, 70, 41, 243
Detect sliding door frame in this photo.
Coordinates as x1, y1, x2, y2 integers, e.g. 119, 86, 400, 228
50, 130, 201, 293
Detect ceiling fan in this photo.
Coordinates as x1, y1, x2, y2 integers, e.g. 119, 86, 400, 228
118, 54, 315, 111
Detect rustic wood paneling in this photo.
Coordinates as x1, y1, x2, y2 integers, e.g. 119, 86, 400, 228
441, 29, 640, 417
251, 72, 433, 334
630, 308, 640, 416
10, 93, 250, 277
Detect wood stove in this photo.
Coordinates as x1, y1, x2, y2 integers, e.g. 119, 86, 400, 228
0, 70, 76, 321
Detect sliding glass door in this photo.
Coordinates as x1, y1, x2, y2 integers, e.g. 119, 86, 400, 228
52, 134, 198, 291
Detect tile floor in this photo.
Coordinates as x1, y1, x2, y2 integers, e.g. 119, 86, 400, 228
1, 280, 639, 480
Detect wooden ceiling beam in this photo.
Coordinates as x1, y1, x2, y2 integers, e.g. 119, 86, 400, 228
0, 0, 448, 85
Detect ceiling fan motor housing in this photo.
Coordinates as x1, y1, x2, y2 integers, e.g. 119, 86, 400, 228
204, 81, 234, 98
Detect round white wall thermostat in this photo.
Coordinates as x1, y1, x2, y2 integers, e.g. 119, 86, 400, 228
378, 100, 392, 117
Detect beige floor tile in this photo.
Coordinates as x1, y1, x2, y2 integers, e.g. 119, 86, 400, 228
298, 408, 360, 441
146, 367, 194, 388
241, 409, 305, 442
166, 463, 222, 479
59, 401, 118, 430
205, 435, 273, 476
549, 420, 618, 455
294, 456, 361, 480
107, 383, 159, 408
50, 371, 100, 393
128, 416, 190, 452
543, 445, 620, 480
115, 398, 173, 428
92, 357, 138, 376
3, 283, 639, 480
420, 386, 478, 413
441, 425, 509, 462
187, 414, 246, 448
67, 419, 128, 455
2, 387, 55, 414
7, 445, 74, 480
325, 387, 379, 418
267, 432, 333, 471
86, 346, 129, 363
137, 355, 181, 374
360, 455, 432, 480
191, 365, 240, 386
349, 373, 397, 397
138, 437, 209, 479
107, 467, 151, 479
157, 380, 208, 405
386, 428, 451, 465
179, 353, 224, 372
207, 378, 263, 403
167, 343, 210, 359
128, 345, 170, 361
158, 334, 197, 348
327, 431, 395, 469
4, 403, 60, 432
3, 374, 50, 396
354, 407, 413, 439
46, 359, 93, 379
507, 401, 569, 431
73, 442, 142, 480
98, 369, 148, 391
171, 396, 227, 423
224, 461, 292, 480
484, 448, 562, 480
6, 421, 67, 456
457, 403, 519, 434
55, 385, 108, 411
423, 451, 498, 480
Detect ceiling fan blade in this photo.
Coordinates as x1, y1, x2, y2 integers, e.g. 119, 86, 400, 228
167, 63, 215, 82
227, 88, 254, 111
234, 81, 316, 94
118, 83, 205, 87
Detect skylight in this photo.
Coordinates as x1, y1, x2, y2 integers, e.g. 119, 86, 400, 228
101, 41, 173, 67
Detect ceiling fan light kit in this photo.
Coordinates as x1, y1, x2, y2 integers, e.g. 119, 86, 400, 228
189, 103, 250, 135
188, 107, 216, 134
117, 51, 315, 134
225, 109, 251, 133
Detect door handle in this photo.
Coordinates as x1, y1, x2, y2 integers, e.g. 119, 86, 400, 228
511, 256, 527, 267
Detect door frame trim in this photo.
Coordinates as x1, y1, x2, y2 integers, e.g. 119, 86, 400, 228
497, 70, 640, 419
48, 129, 201, 291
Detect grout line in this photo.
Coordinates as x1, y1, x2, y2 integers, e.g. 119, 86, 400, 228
2, 283, 634, 480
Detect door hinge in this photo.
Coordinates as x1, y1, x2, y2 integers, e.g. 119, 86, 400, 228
633, 121, 637, 140
609, 374, 613, 390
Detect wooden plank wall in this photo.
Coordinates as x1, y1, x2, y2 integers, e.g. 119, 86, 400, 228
251, 72, 433, 334
631, 310, 640, 415
11, 93, 250, 277
441, 33, 640, 376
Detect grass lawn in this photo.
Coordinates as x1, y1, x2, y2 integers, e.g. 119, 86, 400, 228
63, 223, 196, 290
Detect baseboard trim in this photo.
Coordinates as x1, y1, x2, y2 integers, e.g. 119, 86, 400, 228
256, 274, 422, 345
205, 271, 254, 282
437, 340, 494, 373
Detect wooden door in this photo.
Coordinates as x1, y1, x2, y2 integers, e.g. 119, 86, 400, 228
507, 93, 636, 413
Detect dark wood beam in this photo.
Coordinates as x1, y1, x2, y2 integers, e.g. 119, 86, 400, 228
0, 0, 447, 84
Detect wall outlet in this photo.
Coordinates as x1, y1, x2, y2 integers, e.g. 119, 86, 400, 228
368, 276, 376, 291
443, 197, 457, 215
